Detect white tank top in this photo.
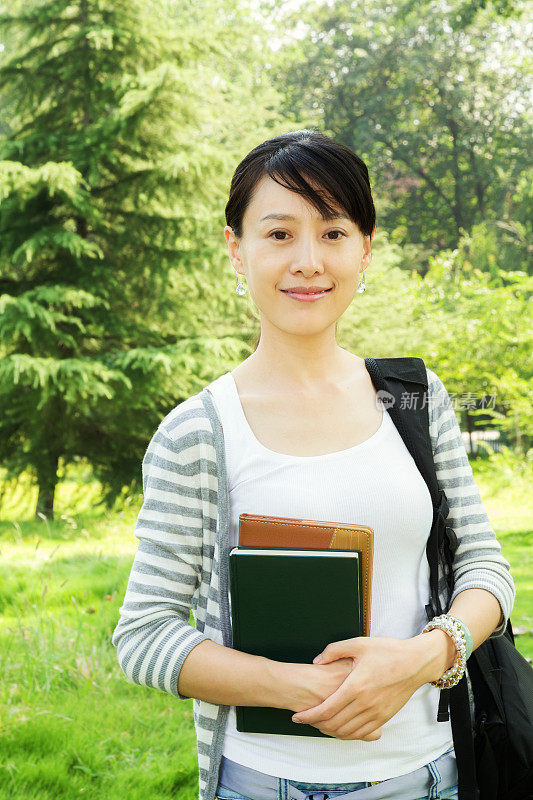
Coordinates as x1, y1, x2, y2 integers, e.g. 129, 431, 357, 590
208, 371, 454, 783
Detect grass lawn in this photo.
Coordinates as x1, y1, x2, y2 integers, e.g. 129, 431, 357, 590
0, 449, 531, 799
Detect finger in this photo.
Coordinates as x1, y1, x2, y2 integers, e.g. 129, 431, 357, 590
333, 721, 382, 741
350, 718, 383, 740
292, 679, 360, 725
315, 637, 364, 664
358, 725, 383, 741
328, 710, 378, 739
321, 723, 382, 741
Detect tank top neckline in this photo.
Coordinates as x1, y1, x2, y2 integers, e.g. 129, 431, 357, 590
217, 371, 390, 461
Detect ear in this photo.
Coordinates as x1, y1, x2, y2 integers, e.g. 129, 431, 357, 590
225, 226, 244, 271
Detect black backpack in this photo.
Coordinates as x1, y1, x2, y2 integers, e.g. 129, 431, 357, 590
364, 356, 533, 800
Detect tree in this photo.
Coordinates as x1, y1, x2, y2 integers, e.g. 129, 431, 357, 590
263, 0, 531, 265
0, 0, 232, 519
415, 245, 532, 455
333, 224, 532, 455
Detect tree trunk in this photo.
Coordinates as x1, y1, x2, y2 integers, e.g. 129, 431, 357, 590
35, 451, 60, 521
514, 410, 522, 454
34, 395, 64, 522
464, 410, 475, 455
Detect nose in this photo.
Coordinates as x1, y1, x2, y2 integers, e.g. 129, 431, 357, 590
290, 235, 325, 276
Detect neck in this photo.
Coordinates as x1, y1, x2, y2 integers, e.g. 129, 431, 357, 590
243, 341, 363, 393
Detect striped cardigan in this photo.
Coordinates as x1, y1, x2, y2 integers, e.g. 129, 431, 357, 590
111, 365, 516, 800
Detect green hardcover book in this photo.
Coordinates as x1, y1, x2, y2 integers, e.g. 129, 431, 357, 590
228, 546, 363, 737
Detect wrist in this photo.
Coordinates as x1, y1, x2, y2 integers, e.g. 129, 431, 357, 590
411, 629, 458, 685
264, 658, 310, 710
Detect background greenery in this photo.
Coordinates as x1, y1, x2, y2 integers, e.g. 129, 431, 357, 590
0, 450, 531, 799
0, 0, 531, 796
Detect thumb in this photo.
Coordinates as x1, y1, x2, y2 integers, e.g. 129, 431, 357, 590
313, 637, 364, 664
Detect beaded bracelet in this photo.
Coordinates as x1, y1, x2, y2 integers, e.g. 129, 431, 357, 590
421, 614, 469, 689
448, 615, 473, 660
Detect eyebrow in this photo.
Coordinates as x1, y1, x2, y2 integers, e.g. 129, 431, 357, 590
259, 211, 351, 223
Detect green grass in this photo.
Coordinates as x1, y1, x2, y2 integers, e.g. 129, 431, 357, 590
0, 449, 531, 798
0, 497, 200, 800
468, 448, 533, 660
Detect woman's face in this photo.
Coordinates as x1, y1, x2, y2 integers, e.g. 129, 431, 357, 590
224, 174, 373, 338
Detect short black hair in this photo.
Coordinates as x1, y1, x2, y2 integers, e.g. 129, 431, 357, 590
225, 129, 376, 239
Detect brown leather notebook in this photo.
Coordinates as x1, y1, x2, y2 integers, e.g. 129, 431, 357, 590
238, 513, 374, 637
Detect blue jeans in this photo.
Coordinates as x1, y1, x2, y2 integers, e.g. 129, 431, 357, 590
215, 746, 458, 800
215, 787, 458, 800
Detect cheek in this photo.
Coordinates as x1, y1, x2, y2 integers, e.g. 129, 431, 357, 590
335, 281, 361, 308
250, 240, 276, 261
255, 265, 284, 290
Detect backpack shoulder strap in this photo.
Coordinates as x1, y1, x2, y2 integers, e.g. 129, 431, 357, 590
364, 355, 447, 609
365, 355, 479, 798
364, 356, 436, 497
366, 355, 459, 594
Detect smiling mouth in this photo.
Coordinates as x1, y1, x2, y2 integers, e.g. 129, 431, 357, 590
280, 287, 333, 302
280, 288, 333, 294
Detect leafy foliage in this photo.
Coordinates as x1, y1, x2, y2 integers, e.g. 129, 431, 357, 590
0, 0, 275, 517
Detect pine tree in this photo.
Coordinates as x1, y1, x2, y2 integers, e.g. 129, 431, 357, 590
0, 0, 230, 519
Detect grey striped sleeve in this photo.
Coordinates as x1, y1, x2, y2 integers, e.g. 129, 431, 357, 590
426, 367, 516, 637
111, 408, 211, 699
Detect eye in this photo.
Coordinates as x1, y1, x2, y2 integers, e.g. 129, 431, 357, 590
268, 230, 347, 241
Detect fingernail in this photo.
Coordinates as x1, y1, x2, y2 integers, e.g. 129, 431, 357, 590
313, 655, 323, 663
293, 717, 303, 723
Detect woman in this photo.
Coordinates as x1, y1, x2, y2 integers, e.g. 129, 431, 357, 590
111, 130, 515, 800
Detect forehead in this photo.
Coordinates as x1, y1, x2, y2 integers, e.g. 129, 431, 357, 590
246, 174, 348, 223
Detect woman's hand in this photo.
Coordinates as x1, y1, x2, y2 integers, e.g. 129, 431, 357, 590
293, 655, 354, 708
289, 656, 381, 741
290, 636, 427, 741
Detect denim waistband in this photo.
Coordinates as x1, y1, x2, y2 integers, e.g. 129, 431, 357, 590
218, 746, 457, 800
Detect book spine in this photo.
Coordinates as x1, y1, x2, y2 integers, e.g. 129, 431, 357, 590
229, 553, 243, 730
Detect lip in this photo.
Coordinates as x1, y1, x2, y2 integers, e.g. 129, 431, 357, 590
281, 287, 333, 302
